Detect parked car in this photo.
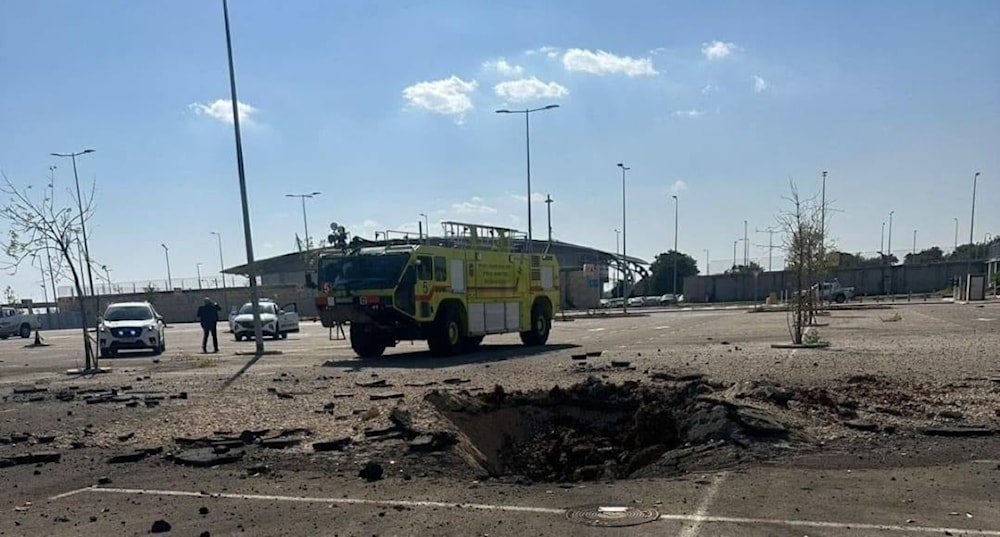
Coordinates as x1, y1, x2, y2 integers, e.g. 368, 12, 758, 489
626, 297, 644, 307
97, 301, 165, 357
228, 305, 239, 333
0, 306, 40, 339
815, 281, 855, 303
232, 300, 300, 341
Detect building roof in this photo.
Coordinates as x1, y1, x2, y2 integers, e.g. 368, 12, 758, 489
223, 238, 647, 276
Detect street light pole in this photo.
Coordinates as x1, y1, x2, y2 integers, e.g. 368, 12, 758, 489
887, 211, 894, 262
912, 229, 917, 256
821, 170, 828, 263
222, 0, 265, 353
743, 220, 748, 267
617, 163, 630, 313
733, 240, 738, 269
756, 228, 777, 272
545, 194, 554, 244
953, 217, 959, 252
703, 249, 710, 276
50, 149, 96, 297
210, 232, 227, 287
196, 262, 203, 290
161, 244, 172, 290
495, 104, 560, 250
881, 222, 886, 254
284, 192, 321, 249
419, 213, 429, 242
44, 165, 59, 306
672, 194, 679, 295
967, 172, 981, 282
614, 229, 620, 295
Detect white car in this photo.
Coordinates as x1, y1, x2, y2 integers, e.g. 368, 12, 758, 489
98, 301, 166, 357
232, 300, 299, 341
0, 307, 40, 339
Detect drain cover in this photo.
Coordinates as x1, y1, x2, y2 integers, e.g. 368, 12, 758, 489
565, 505, 660, 527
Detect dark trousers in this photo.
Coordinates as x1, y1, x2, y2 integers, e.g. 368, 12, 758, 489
201, 324, 218, 352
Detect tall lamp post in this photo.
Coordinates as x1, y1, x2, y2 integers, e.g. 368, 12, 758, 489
210, 232, 227, 287
953, 217, 959, 252
419, 213, 429, 242
617, 163, 630, 313
614, 229, 621, 296
221, 0, 265, 352
881, 221, 886, 255
671, 194, 679, 295
703, 249, 710, 276
743, 220, 749, 267
545, 194, 554, 244
967, 172, 981, 285
495, 104, 560, 249
887, 211, 894, 262
285, 192, 320, 249
196, 262, 204, 290
50, 149, 96, 297
912, 230, 917, 256
820, 170, 828, 263
161, 243, 172, 290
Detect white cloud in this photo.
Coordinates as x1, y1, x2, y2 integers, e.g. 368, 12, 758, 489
510, 192, 547, 203
189, 99, 259, 124
470, 196, 484, 203
482, 58, 524, 77
701, 41, 739, 61
671, 180, 688, 194
451, 200, 497, 215
562, 48, 658, 77
672, 109, 704, 118
701, 83, 718, 94
494, 77, 569, 102
753, 75, 768, 93
526, 46, 560, 59
402, 75, 478, 121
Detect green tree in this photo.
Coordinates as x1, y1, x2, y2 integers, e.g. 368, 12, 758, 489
724, 261, 764, 275
904, 246, 945, 265
633, 250, 699, 295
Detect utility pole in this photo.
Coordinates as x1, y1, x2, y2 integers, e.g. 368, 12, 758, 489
743, 220, 749, 267
881, 222, 885, 255
495, 104, 560, 250
545, 194, 554, 244
821, 170, 828, 264
222, 0, 265, 352
161, 243, 172, 290
912, 229, 917, 256
618, 163, 630, 313
967, 172, 981, 286
953, 217, 959, 252
672, 194, 679, 295
755, 227, 778, 272
44, 165, 59, 309
614, 229, 621, 296
887, 211, 894, 262
733, 240, 739, 270
196, 262, 204, 290
703, 249, 710, 276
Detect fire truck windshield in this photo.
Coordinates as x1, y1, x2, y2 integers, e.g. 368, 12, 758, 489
319, 254, 409, 291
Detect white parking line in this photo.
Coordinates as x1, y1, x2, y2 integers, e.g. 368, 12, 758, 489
47, 486, 1000, 535
678, 472, 726, 537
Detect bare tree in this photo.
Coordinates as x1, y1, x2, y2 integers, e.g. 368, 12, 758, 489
0, 171, 98, 370
777, 181, 827, 345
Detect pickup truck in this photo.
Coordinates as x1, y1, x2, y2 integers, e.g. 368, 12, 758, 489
815, 281, 855, 304
0, 306, 41, 339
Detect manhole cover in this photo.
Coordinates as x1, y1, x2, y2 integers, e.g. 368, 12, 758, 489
565, 505, 660, 527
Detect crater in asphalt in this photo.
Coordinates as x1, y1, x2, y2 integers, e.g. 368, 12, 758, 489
427, 376, 804, 482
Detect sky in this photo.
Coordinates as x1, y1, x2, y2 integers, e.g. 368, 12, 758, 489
1, 0, 999, 300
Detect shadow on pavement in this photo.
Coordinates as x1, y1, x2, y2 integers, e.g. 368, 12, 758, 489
323, 343, 579, 370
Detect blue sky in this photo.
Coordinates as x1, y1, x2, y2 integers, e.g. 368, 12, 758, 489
1, 0, 998, 299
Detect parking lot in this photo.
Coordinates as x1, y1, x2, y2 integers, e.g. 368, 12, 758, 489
2, 303, 999, 536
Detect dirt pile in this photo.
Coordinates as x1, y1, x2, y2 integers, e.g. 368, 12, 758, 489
427, 376, 805, 482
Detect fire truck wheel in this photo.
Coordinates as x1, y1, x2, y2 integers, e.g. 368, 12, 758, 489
429, 305, 464, 356
463, 335, 484, 351
520, 301, 551, 346
350, 324, 386, 358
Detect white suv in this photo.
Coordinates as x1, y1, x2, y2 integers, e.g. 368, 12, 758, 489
98, 301, 166, 357
232, 300, 299, 341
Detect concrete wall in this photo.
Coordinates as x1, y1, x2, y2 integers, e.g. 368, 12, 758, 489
684, 260, 987, 303
57, 285, 318, 327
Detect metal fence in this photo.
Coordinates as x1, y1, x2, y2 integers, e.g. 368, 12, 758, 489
56, 275, 252, 298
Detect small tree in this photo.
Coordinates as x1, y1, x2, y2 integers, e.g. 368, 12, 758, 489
0, 171, 97, 369
777, 182, 828, 344
3, 285, 16, 305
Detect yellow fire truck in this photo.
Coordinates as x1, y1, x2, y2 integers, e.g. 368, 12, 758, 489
314, 222, 560, 357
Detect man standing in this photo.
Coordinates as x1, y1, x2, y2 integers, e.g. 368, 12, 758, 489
196, 297, 221, 353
